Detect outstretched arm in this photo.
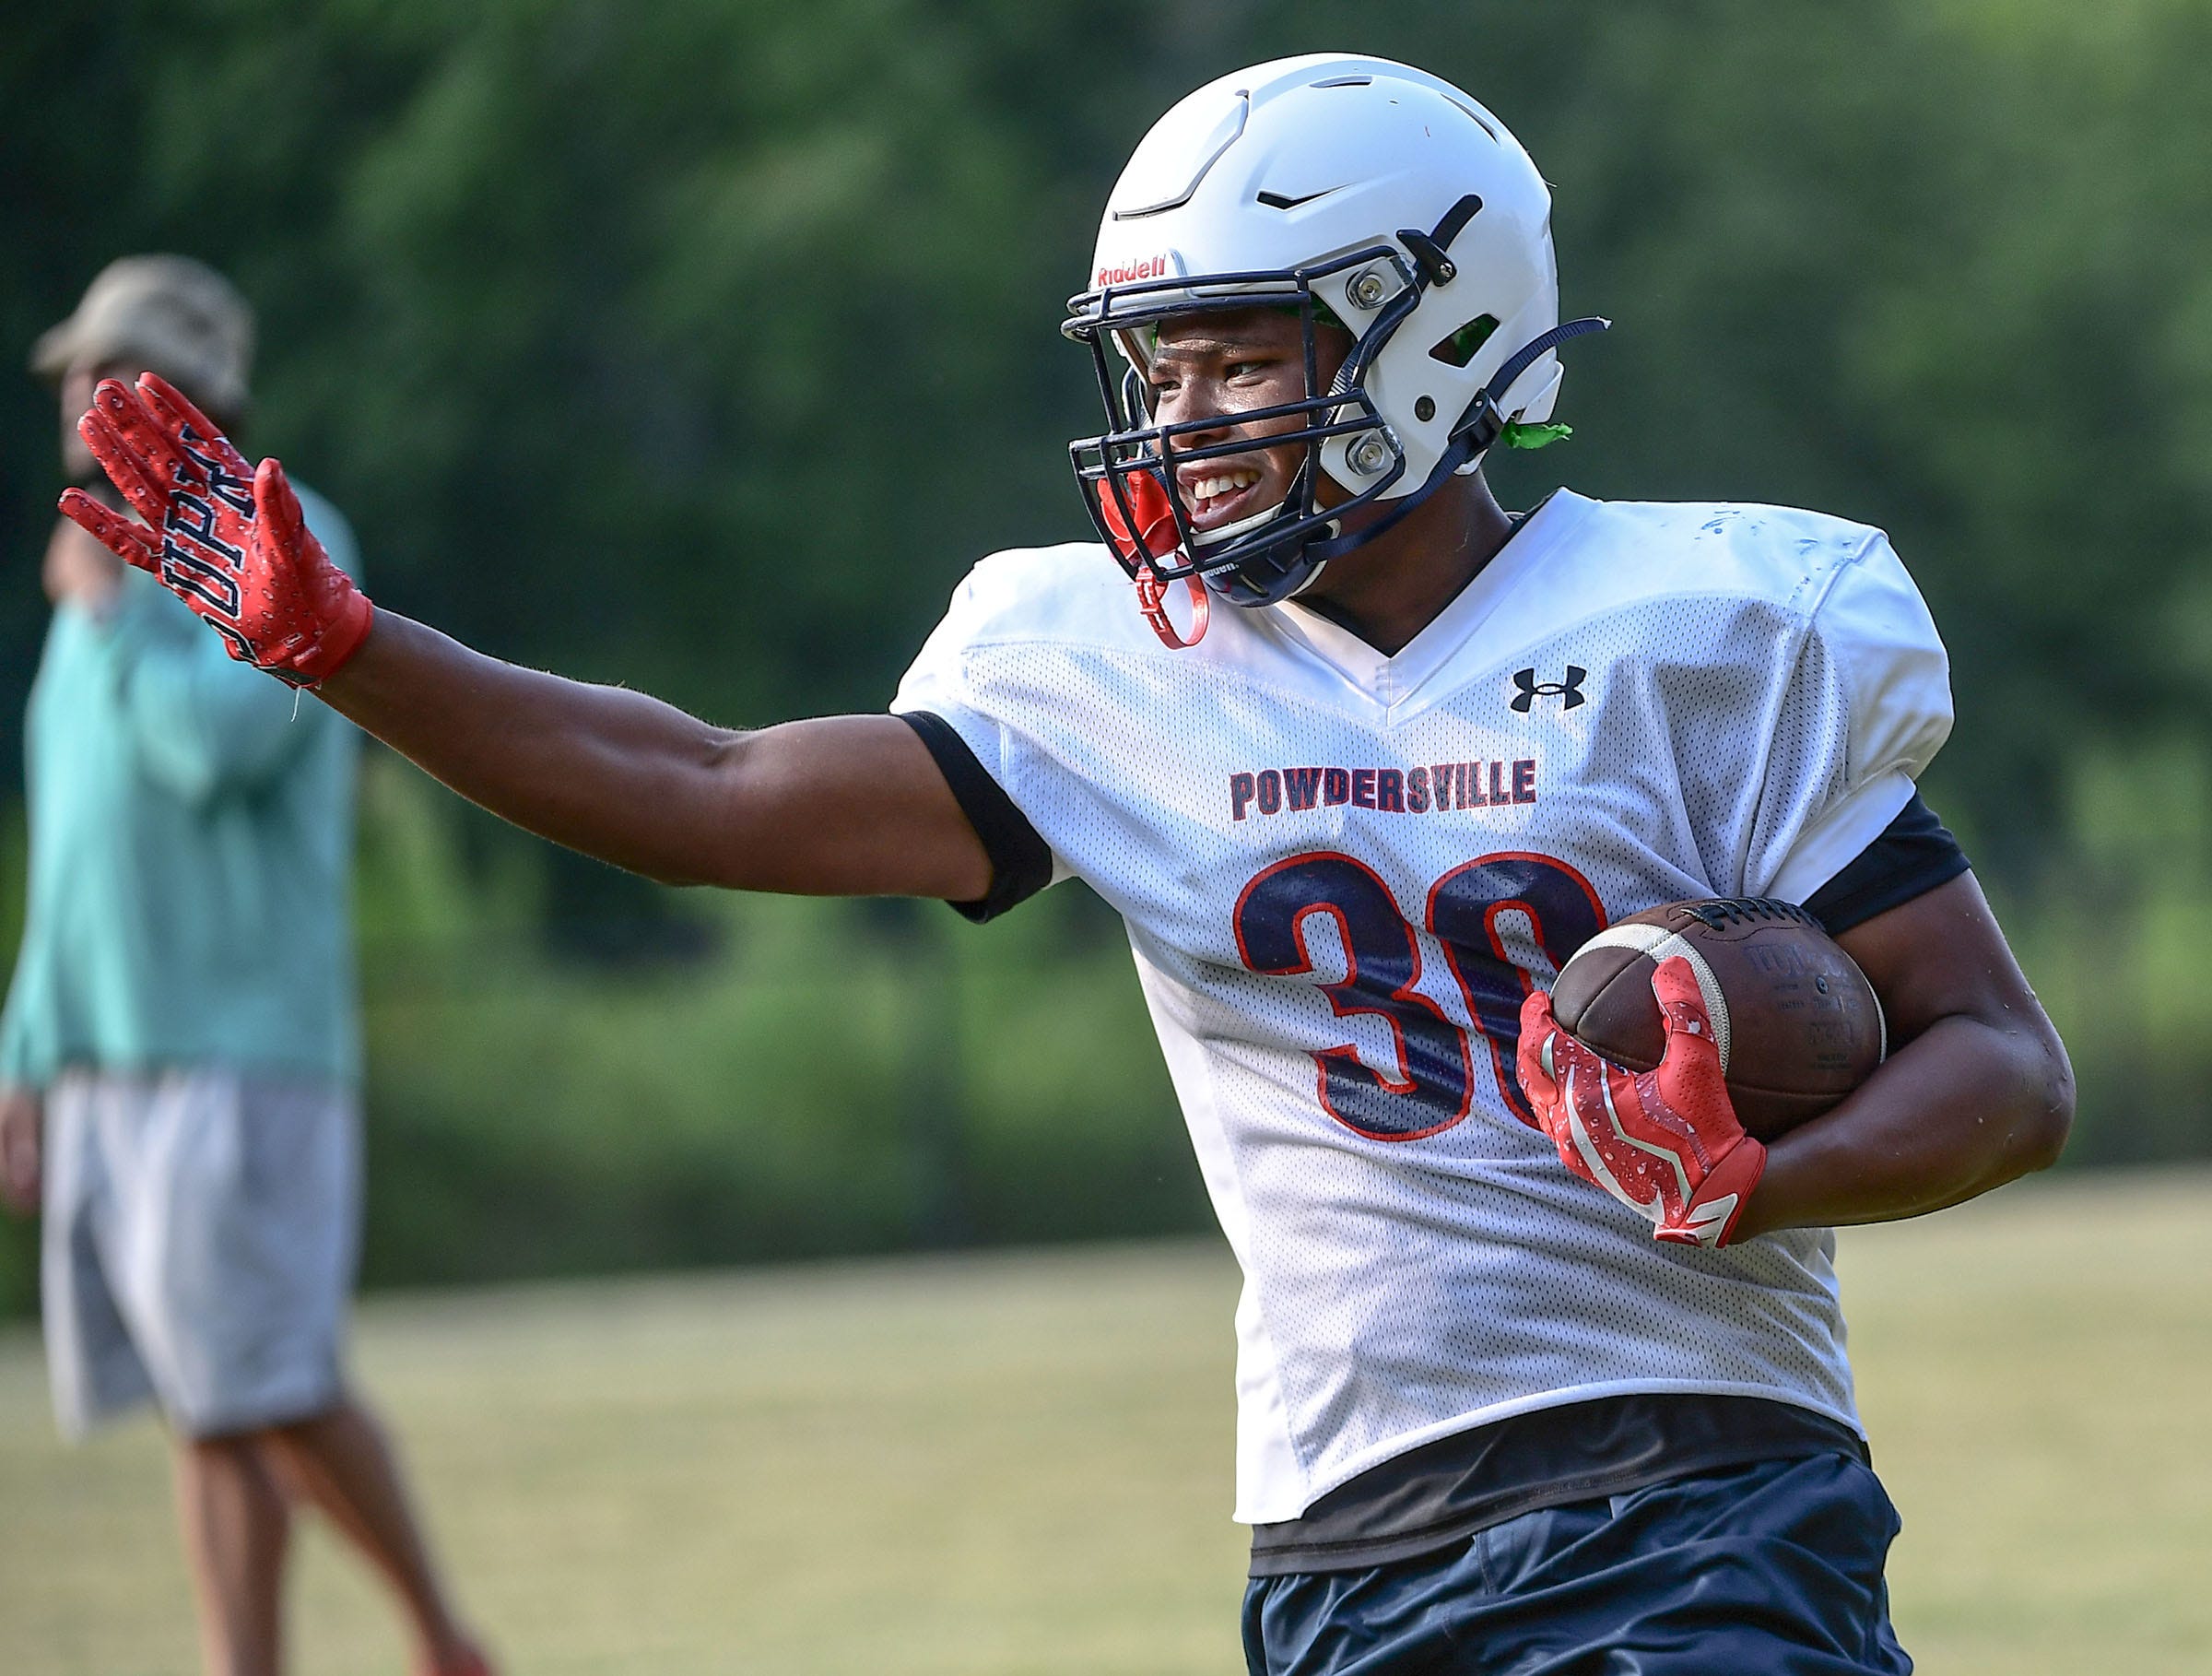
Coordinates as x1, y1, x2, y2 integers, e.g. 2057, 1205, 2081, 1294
62, 372, 994, 903
320, 614, 992, 896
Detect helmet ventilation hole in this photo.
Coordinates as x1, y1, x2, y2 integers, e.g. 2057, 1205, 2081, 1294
1430, 314, 1500, 368
1444, 98, 1500, 142
1414, 396, 1436, 422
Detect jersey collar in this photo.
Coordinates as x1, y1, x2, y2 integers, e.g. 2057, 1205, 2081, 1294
1264, 490, 1592, 712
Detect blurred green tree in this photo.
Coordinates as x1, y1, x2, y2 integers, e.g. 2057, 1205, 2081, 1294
2, 1, 2207, 1304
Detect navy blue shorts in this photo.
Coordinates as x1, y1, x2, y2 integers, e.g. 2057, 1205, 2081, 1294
1242, 1451, 1912, 1675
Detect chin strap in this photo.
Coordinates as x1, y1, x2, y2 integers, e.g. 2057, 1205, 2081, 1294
1452, 316, 1611, 456
1294, 315, 1614, 572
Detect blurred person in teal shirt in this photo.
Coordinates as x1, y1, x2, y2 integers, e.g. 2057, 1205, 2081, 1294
0, 256, 493, 1676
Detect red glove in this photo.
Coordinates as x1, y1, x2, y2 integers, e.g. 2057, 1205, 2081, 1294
1515, 956, 1767, 1247
59, 373, 372, 686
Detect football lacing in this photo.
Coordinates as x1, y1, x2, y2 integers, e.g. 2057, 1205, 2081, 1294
1675, 897, 1818, 931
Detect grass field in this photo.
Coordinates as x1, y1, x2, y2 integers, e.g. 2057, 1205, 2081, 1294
1, 1169, 2206, 1674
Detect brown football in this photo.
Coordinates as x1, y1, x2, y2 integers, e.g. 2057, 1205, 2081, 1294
1547, 897, 1885, 1142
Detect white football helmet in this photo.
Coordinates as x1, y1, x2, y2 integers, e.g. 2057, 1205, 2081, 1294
1064, 53, 1606, 628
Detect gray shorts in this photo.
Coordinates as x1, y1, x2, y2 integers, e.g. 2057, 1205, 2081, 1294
42, 1068, 360, 1441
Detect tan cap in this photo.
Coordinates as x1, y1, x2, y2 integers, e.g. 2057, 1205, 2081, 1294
31, 254, 254, 419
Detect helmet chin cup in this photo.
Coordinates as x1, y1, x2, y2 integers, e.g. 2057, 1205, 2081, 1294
1205, 533, 1332, 609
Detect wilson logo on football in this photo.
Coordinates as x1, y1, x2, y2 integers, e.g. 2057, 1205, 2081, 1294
1095, 254, 1175, 287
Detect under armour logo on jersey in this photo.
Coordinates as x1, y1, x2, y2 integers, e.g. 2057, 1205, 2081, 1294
1511, 666, 1587, 713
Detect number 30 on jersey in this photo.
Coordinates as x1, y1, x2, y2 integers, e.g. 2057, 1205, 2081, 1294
1232, 852, 1605, 1140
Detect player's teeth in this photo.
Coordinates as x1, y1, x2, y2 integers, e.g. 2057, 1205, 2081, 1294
1194, 474, 1259, 501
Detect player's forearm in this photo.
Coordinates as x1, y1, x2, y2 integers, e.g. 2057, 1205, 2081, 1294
1732, 1010, 2074, 1238
315, 611, 766, 888
313, 612, 993, 900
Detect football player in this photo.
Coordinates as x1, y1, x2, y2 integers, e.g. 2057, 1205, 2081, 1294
65, 54, 2072, 1675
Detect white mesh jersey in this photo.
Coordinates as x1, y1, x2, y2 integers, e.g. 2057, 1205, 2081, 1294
892, 489, 1953, 1523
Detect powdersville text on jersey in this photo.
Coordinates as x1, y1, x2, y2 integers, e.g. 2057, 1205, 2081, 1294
1230, 760, 1540, 820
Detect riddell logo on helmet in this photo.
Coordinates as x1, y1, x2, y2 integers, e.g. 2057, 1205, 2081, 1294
1096, 254, 1174, 287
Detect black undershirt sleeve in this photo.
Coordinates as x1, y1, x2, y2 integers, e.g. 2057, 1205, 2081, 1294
896, 710, 1055, 924
1801, 791, 1971, 936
